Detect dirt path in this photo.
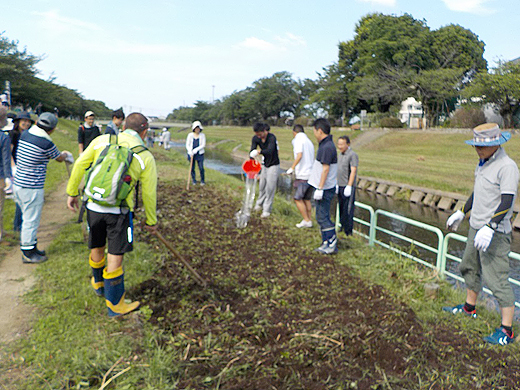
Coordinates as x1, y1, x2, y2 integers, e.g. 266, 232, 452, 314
0, 183, 72, 344
350, 128, 390, 148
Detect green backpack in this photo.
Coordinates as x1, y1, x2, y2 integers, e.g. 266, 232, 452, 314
84, 135, 147, 207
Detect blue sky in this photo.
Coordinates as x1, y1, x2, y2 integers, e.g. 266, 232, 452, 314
2, 0, 519, 117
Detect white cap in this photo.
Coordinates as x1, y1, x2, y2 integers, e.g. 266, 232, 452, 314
84, 110, 95, 118
191, 120, 203, 131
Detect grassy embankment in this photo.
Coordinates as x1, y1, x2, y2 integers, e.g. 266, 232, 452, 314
0, 118, 80, 257
171, 126, 520, 195
1, 128, 520, 388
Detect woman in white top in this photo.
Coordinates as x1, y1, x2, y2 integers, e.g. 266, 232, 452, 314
186, 120, 207, 185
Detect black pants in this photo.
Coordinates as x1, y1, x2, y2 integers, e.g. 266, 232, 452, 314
338, 187, 355, 236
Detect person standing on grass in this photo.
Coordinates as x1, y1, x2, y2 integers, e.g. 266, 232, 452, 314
444, 123, 519, 346
308, 118, 338, 255
286, 124, 314, 228
186, 121, 206, 185
66, 112, 157, 318
0, 107, 13, 243
250, 122, 280, 218
105, 108, 125, 136
10, 112, 35, 232
337, 136, 358, 237
161, 127, 171, 150
13, 113, 72, 263
78, 111, 101, 154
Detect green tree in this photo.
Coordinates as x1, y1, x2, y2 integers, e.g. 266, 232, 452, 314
463, 61, 520, 128
252, 71, 298, 120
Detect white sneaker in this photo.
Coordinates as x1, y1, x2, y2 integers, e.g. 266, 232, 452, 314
261, 211, 271, 218
254, 205, 262, 212
296, 220, 313, 228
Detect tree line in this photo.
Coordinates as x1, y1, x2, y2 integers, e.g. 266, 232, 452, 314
168, 13, 520, 128
0, 33, 111, 118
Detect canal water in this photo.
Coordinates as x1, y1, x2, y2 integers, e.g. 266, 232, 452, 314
169, 142, 520, 310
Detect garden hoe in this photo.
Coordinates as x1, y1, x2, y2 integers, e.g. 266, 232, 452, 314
154, 230, 207, 288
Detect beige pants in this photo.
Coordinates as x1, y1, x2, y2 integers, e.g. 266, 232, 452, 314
0, 178, 4, 240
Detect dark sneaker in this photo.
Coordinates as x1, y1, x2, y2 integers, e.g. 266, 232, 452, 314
318, 237, 338, 255
483, 327, 515, 346
442, 304, 477, 318
22, 249, 48, 264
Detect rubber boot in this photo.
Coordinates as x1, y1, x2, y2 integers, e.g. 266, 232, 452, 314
89, 254, 105, 297
103, 266, 140, 318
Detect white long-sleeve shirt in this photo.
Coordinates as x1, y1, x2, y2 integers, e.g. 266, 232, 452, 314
186, 132, 206, 155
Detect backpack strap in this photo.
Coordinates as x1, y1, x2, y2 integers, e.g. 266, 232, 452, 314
130, 144, 148, 154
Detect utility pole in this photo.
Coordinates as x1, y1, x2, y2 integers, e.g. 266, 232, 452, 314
212, 85, 215, 103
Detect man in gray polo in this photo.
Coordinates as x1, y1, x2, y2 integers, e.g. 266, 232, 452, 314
337, 135, 358, 236
444, 123, 519, 346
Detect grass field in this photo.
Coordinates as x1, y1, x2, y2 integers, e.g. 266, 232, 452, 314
2, 134, 520, 388
171, 126, 520, 195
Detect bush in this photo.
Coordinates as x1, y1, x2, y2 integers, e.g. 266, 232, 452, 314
294, 116, 311, 127
380, 117, 403, 128
451, 108, 486, 128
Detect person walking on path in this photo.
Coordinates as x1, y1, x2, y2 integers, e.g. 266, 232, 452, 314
13, 113, 72, 263
186, 121, 206, 185
161, 127, 171, 150
308, 118, 338, 254
444, 123, 519, 346
78, 111, 101, 154
250, 123, 280, 218
66, 112, 157, 318
105, 108, 125, 136
337, 135, 358, 237
0, 107, 13, 243
286, 124, 314, 228
9, 112, 35, 232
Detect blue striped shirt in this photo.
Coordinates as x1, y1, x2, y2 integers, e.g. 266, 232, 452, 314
14, 126, 61, 189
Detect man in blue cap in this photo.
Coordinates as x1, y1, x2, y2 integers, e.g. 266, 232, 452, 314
444, 123, 519, 346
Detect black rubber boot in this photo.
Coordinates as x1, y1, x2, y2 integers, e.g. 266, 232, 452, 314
35, 247, 46, 256
22, 248, 48, 264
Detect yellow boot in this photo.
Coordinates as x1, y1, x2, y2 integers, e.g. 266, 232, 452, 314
103, 266, 140, 317
89, 255, 105, 297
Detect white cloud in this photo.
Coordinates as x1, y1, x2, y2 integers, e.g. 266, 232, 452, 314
358, 0, 396, 6
441, 0, 496, 14
32, 10, 103, 34
236, 37, 278, 51
236, 33, 306, 53
275, 33, 306, 47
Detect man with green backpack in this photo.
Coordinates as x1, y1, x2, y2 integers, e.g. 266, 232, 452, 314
66, 113, 157, 317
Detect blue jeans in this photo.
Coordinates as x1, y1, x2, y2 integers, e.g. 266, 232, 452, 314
13, 185, 45, 250
315, 188, 336, 242
190, 154, 205, 183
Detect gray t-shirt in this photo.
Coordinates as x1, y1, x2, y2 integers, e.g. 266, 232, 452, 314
337, 147, 359, 187
470, 147, 519, 233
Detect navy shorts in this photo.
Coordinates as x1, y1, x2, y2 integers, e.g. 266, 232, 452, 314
293, 180, 313, 201
87, 209, 133, 255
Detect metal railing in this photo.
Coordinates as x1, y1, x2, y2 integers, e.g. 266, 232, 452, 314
342, 201, 520, 307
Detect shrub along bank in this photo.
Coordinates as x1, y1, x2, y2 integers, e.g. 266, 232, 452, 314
1, 146, 519, 389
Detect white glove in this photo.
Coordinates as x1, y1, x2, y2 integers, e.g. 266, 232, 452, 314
343, 185, 352, 197
474, 225, 494, 252
446, 210, 465, 231
285, 167, 294, 175
313, 189, 323, 200
64, 152, 74, 164
335, 185, 339, 194
188, 150, 194, 157
250, 150, 259, 159
4, 177, 12, 192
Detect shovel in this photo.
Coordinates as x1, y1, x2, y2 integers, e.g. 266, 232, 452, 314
154, 230, 207, 288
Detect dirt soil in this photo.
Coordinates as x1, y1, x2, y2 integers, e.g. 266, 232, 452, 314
131, 182, 520, 389
0, 184, 73, 344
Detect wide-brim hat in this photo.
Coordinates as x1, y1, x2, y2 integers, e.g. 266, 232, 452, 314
191, 120, 203, 131
13, 111, 35, 124
465, 123, 511, 146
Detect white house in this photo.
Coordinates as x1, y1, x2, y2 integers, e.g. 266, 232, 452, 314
399, 97, 425, 128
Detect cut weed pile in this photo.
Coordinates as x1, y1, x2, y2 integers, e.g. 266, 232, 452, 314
131, 182, 520, 389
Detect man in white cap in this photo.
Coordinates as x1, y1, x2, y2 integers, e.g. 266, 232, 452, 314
78, 111, 101, 154
444, 123, 519, 346
161, 127, 171, 150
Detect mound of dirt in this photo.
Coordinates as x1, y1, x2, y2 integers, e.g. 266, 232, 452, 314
131, 182, 520, 389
